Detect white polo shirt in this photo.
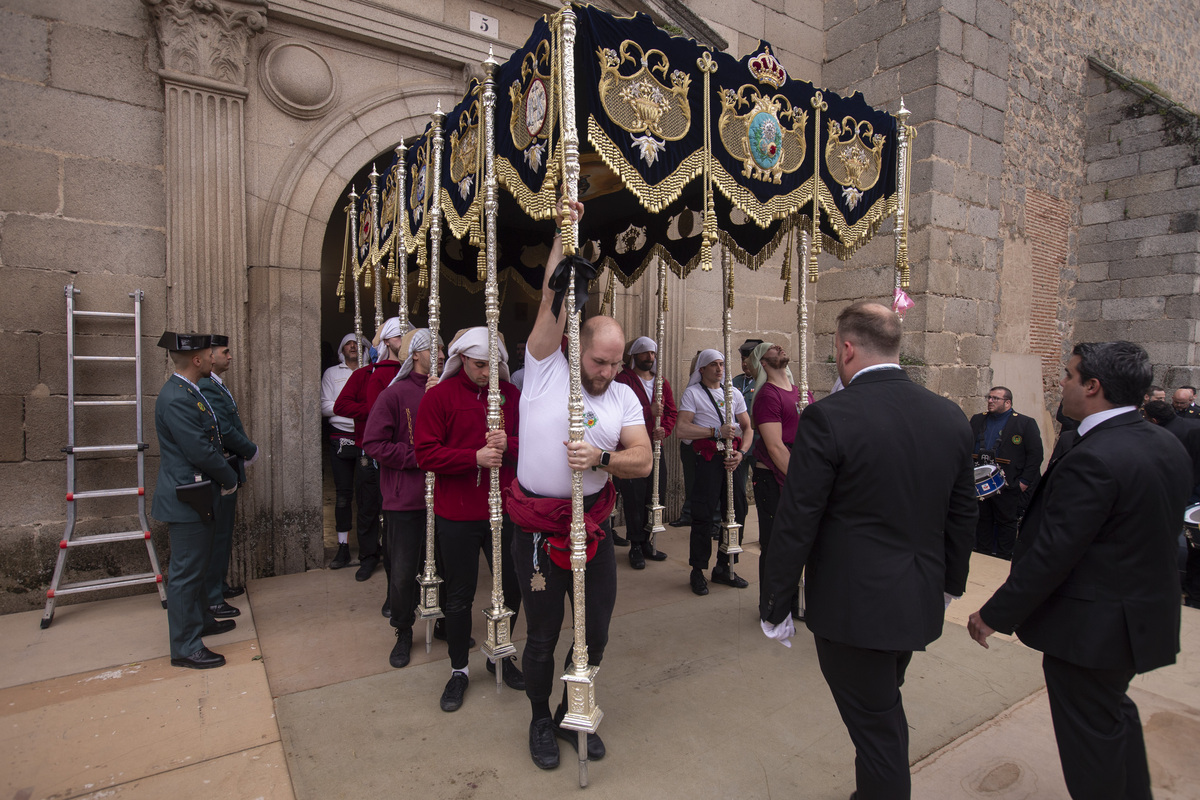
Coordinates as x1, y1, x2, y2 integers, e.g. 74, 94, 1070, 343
517, 348, 644, 497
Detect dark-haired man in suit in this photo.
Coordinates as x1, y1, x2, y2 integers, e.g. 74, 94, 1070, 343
760, 301, 977, 800
970, 341, 1190, 800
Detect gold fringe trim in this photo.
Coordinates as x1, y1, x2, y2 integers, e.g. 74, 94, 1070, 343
587, 117, 704, 214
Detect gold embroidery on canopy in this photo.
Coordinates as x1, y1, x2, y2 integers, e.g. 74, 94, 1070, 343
510, 39, 555, 173
596, 40, 691, 167
586, 117, 703, 213
443, 96, 483, 240
824, 117, 885, 212
717, 85, 807, 184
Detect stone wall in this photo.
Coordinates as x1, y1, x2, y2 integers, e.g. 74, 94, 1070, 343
0, 1, 171, 610
818, 0, 1010, 410
1074, 63, 1200, 387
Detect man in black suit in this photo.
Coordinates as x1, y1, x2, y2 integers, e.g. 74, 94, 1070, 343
969, 341, 1190, 800
970, 386, 1043, 559
760, 301, 977, 800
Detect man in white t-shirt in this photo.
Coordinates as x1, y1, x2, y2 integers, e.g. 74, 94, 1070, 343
676, 349, 754, 597
507, 199, 652, 772
320, 333, 360, 569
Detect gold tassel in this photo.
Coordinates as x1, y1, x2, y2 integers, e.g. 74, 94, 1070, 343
600, 269, 615, 315
391, 275, 401, 303
337, 208, 351, 313
477, 246, 487, 282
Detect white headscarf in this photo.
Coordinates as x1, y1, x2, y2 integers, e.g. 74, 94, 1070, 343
627, 336, 657, 372
442, 326, 509, 382
749, 341, 796, 412
337, 333, 357, 365
688, 348, 724, 387
378, 316, 403, 343
391, 328, 434, 385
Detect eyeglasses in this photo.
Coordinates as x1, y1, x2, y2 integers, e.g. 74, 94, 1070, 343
986, 395, 1008, 402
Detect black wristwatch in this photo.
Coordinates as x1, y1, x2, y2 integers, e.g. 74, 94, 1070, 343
592, 450, 611, 471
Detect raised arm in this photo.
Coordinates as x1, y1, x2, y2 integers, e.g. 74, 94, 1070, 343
525, 199, 583, 362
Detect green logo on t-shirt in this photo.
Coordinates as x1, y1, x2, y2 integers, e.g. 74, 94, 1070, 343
584, 411, 598, 428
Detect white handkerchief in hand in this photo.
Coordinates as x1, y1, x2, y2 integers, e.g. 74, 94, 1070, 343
220, 485, 237, 496
246, 446, 261, 467
760, 617, 795, 648
944, 592, 960, 611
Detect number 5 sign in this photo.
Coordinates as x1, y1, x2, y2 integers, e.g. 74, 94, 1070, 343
470, 12, 499, 39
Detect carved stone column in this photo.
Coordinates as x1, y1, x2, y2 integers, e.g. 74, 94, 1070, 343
144, 0, 286, 581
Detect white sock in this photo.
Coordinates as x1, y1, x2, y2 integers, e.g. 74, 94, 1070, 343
453, 667, 469, 678
337, 531, 349, 544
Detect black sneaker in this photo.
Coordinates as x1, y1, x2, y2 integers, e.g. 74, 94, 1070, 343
355, 555, 379, 582
628, 543, 646, 570
485, 655, 526, 690
643, 543, 668, 561
612, 533, 629, 547
381, 597, 391, 618
711, 567, 749, 588
330, 543, 351, 569
553, 711, 606, 760
439, 672, 469, 712
389, 627, 412, 668
529, 718, 560, 769
690, 568, 709, 596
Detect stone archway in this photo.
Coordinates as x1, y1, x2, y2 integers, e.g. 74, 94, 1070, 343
238, 84, 460, 580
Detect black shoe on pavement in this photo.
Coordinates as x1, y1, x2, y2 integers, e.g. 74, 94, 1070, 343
711, 567, 749, 588
201, 618, 236, 637
381, 598, 391, 618
669, 516, 692, 528
690, 568, 709, 596
171, 646, 226, 669
612, 534, 629, 547
355, 555, 379, 582
529, 718, 560, 770
208, 602, 240, 618
440, 672, 469, 712
222, 585, 245, 599
629, 543, 645, 570
643, 543, 667, 561
330, 543, 351, 569
553, 711, 606, 760
486, 655, 526, 690
389, 627, 412, 668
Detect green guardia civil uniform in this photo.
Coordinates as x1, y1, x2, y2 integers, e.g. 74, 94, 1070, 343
197, 371, 258, 607
153, 364, 239, 660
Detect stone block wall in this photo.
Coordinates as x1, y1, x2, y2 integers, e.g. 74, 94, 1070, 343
817, 0, 1011, 409
1074, 65, 1200, 387
0, 1, 172, 611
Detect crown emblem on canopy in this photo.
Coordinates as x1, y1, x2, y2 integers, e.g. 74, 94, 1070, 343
748, 47, 786, 89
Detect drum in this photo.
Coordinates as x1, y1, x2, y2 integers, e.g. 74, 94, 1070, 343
974, 464, 1005, 500
1184, 504, 1200, 549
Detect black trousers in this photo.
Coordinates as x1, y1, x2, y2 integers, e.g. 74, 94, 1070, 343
617, 466, 667, 545
976, 485, 1020, 557
353, 456, 383, 561
688, 451, 747, 570
753, 467, 781, 587
328, 436, 359, 533
677, 440, 695, 520
383, 509, 424, 632
1042, 654, 1150, 800
437, 515, 522, 670
814, 635, 914, 800
512, 520, 616, 708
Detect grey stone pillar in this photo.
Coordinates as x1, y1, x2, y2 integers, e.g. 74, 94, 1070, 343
144, 0, 294, 581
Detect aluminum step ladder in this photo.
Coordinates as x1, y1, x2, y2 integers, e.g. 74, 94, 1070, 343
42, 285, 167, 629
